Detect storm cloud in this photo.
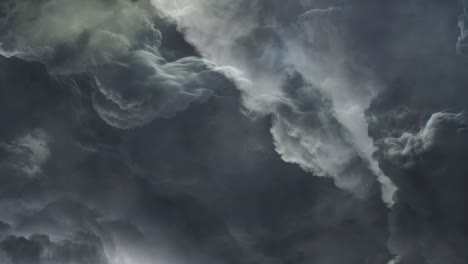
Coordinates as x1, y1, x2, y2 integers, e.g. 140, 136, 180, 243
152, 0, 397, 204
0, 0, 467, 264
0, 0, 233, 129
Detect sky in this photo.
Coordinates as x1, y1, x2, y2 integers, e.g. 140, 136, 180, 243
0, 0, 468, 263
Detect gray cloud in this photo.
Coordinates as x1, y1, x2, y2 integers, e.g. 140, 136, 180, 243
0, 199, 111, 264
370, 111, 468, 264
0, 0, 232, 129
152, 0, 396, 204
365, 2, 468, 258
0, 0, 158, 73
92, 49, 229, 129
379, 112, 468, 168
1, 1, 468, 264
0, 232, 109, 264
0, 129, 50, 176
458, 0, 468, 56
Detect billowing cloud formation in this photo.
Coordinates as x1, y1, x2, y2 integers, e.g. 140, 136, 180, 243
153, 1, 468, 263
0, 0, 231, 129
0, 49, 393, 264
152, 0, 396, 204
364, 1, 468, 259
380, 112, 468, 168
265, 72, 379, 199
0, 0, 158, 72
1, 1, 468, 264
369, 111, 468, 264
92, 49, 229, 129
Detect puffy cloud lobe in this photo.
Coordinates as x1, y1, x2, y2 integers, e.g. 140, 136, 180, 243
92, 49, 228, 129
268, 73, 379, 198
380, 112, 468, 168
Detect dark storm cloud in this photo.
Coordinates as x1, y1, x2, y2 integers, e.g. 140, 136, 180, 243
0, 199, 112, 264
92, 49, 232, 129
154, 0, 397, 204
0, 232, 109, 264
0, 0, 233, 129
1, 0, 468, 264
369, 110, 468, 264
154, 1, 468, 264
269, 71, 381, 199
0, 0, 159, 72
0, 52, 393, 264
364, 2, 468, 263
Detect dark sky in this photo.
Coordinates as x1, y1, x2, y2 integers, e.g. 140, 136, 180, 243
0, 0, 468, 263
